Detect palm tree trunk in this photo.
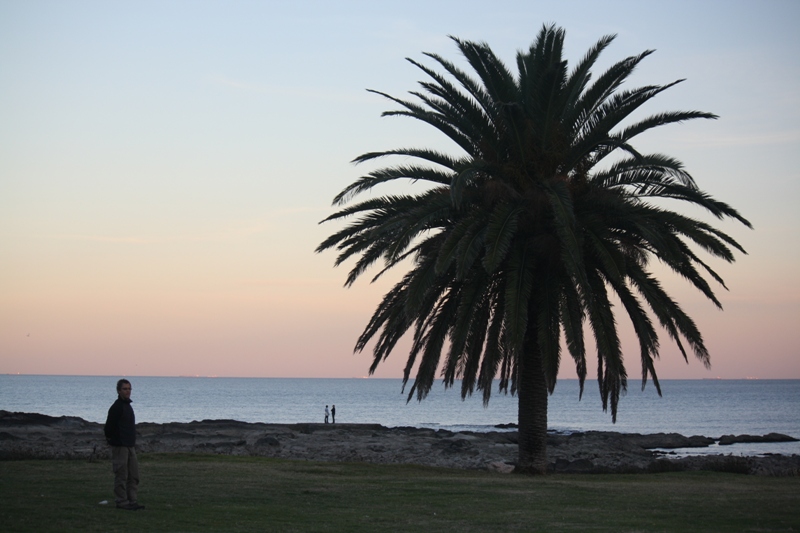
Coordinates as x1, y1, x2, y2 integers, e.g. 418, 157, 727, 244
516, 327, 548, 474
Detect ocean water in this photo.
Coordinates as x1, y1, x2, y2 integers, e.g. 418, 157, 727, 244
1, 375, 798, 457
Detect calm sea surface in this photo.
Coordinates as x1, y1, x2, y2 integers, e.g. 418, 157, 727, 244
1, 375, 798, 456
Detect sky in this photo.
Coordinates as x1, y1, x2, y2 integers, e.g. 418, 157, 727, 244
1, 0, 798, 382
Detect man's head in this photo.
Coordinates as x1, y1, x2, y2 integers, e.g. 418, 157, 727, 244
116, 379, 132, 400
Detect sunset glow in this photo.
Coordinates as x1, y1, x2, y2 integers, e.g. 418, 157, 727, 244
1, 1, 798, 380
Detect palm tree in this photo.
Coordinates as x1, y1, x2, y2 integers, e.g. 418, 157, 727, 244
317, 25, 751, 474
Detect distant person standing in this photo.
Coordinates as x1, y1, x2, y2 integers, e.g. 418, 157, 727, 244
324, 405, 330, 423
331, 405, 336, 424
104, 379, 144, 511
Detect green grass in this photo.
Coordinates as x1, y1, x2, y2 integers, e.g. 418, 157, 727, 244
1, 454, 798, 532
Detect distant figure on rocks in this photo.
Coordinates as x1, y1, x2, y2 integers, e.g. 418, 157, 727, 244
324, 405, 329, 423
104, 379, 145, 511
331, 405, 336, 424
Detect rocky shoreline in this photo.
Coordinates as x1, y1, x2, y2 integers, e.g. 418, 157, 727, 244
1, 411, 798, 476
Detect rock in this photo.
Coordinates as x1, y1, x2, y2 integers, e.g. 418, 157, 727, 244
433, 438, 473, 453
256, 436, 280, 447
718, 433, 799, 445
1, 410, 797, 476
487, 461, 515, 474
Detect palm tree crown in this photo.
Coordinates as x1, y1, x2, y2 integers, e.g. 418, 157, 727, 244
317, 25, 750, 473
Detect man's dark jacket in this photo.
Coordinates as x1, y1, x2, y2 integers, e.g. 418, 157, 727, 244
104, 397, 136, 447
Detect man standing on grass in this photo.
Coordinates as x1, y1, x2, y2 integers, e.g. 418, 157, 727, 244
104, 379, 144, 511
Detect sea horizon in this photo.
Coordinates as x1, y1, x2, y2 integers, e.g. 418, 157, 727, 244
3, 373, 789, 381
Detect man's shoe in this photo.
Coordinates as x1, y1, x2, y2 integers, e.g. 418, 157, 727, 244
116, 502, 144, 511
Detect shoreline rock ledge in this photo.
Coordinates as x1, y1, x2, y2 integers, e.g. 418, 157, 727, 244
1, 411, 797, 476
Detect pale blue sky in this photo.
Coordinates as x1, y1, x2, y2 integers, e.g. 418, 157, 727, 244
1, 0, 798, 380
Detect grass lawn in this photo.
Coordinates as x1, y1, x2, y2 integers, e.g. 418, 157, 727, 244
1, 454, 798, 532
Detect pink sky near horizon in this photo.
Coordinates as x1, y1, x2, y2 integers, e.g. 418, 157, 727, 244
1, 1, 798, 382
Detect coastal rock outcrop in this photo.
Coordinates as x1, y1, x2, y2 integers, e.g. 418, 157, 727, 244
1, 411, 797, 476
718, 433, 798, 446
